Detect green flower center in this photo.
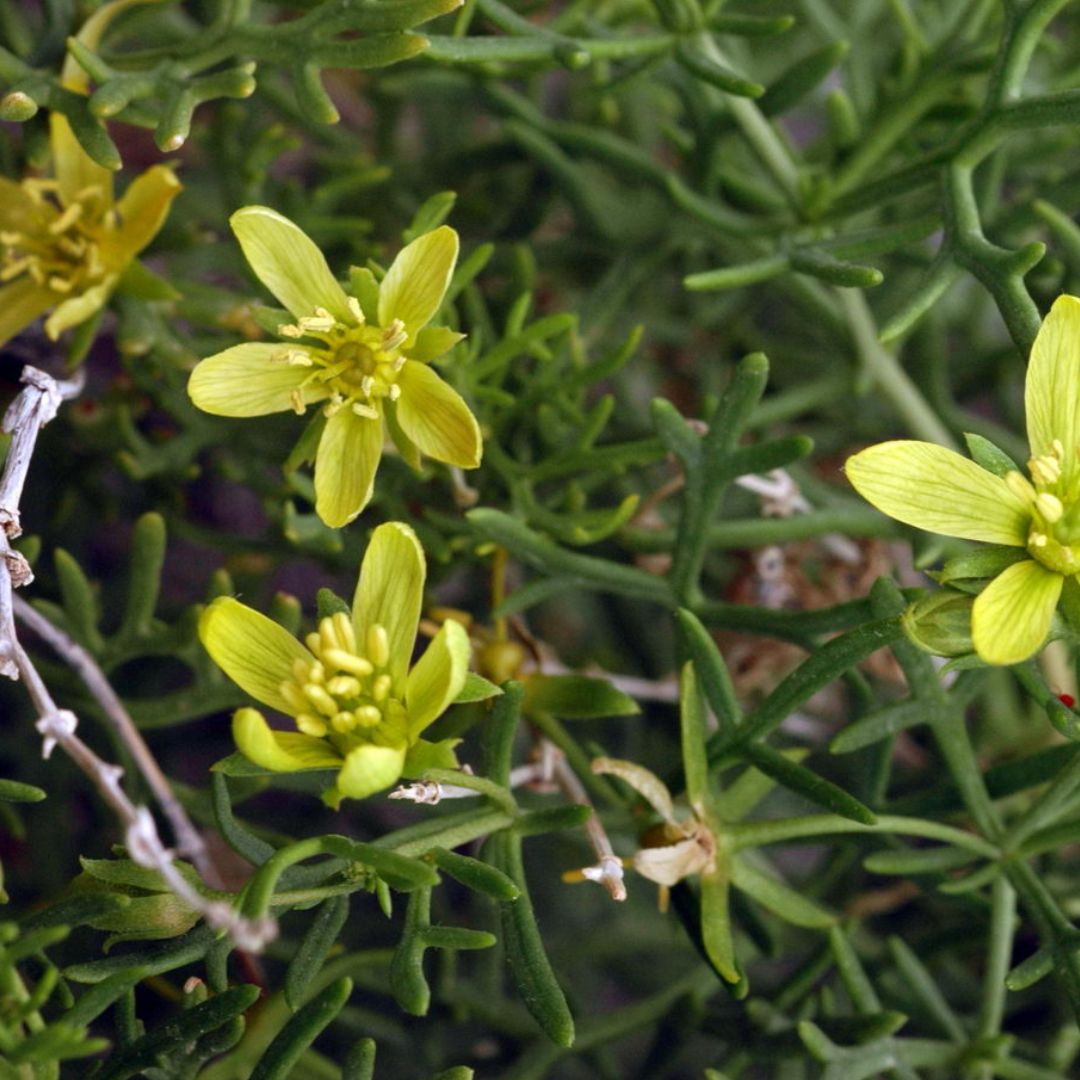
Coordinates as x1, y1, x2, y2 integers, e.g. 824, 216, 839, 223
274, 303, 407, 419
278, 612, 406, 754
1013, 440, 1080, 575
0, 179, 108, 295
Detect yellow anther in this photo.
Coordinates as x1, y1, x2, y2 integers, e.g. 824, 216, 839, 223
1031, 532, 1048, 547
355, 704, 382, 728
1005, 471, 1037, 503
327, 675, 361, 697
388, 383, 401, 402
280, 682, 308, 711
322, 396, 343, 417
48, 202, 83, 234
285, 351, 314, 367
382, 319, 408, 351
1030, 453, 1062, 486
351, 402, 378, 419
1036, 492, 1064, 523
290, 388, 306, 415
318, 616, 341, 652
391, 355, 407, 372
303, 683, 339, 717
347, 296, 365, 324
305, 632, 324, 658
292, 658, 311, 681
0, 258, 31, 282
296, 714, 328, 737
323, 648, 374, 677
332, 612, 356, 652
372, 674, 392, 703
278, 323, 304, 338
48, 276, 73, 293
360, 375, 375, 397
331, 711, 355, 733
1053, 439, 1065, 458
299, 308, 337, 333
367, 624, 390, 668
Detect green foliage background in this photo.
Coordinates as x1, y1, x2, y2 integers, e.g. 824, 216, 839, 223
4, 0, 1080, 1076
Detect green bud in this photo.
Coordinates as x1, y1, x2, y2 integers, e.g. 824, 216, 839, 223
902, 591, 975, 657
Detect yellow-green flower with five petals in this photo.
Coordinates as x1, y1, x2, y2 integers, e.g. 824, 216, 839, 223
199, 521, 470, 806
846, 294, 1080, 666
0, 0, 180, 346
188, 207, 482, 528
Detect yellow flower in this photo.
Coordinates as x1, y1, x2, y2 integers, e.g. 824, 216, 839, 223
199, 521, 470, 806
188, 207, 483, 528
846, 294, 1080, 666
0, 122, 178, 350
0, 0, 180, 346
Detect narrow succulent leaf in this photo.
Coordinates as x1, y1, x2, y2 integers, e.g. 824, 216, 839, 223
964, 432, 1020, 477
522, 674, 637, 719
231, 205, 351, 322
189, 343, 329, 417
50, 112, 113, 209
378, 225, 459, 333
353, 521, 425, 689
251, 978, 353, 1080
730, 857, 835, 928
971, 558, 1062, 664
285, 895, 350, 1010
699, 870, 741, 984
431, 847, 520, 900
680, 662, 711, 808
200, 598, 313, 714
845, 441, 1030, 545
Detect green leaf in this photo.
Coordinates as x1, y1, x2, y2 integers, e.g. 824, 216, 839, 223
455, 671, 503, 703
251, 978, 353, 1080
730, 856, 835, 928
523, 674, 638, 719
964, 432, 1020, 477
285, 894, 350, 1011
0, 778, 45, 803
431, 847, 520, 900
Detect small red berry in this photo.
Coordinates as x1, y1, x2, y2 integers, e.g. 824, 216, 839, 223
1059, 693, 1076, 709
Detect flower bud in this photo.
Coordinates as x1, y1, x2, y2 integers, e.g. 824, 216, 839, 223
902, 590, 975, 657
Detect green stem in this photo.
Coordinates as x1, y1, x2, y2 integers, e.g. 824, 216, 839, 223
837, 289, 957, 448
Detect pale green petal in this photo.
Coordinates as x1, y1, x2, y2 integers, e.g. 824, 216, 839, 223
44, 279, 114, 339
336, 742, 407, 800
232, 708, 343, 772
405, 619, 470, 736
0, 278, 57, 347
378, 226, 458, 334
231, 206, 351, 323
112, 165, 182, 264
971, 559, 1063, 665
313, 408, 383, 527
199, 597, 314, 714
845, 441, 1029, 545
1026, 294, 1080, 487
352, 521, 426, 689
406, 326, 466, 363
396, 361, 482, 468
188, 343, 329, 417
49, 113, 114, 209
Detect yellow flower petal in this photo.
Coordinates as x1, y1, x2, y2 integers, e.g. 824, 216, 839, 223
232, 708, 343, 772
1026, 294, 1080, 488
112, 165, 182, 264
49, 113, 114, 210
231, 206, 351, 323
199, 597, 314, 714
335, 742, 407, 800
353, 521, 426, 689
396, 361, 482, 468
313, 408, 383, 527
971, 559, 1063, 665
845, 441, 1029, 545
44, 279, 113, 339
188, 343, 329, 417
378, 226, 458, 335
405, 619, 470, 737
0, 277, 58, 348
